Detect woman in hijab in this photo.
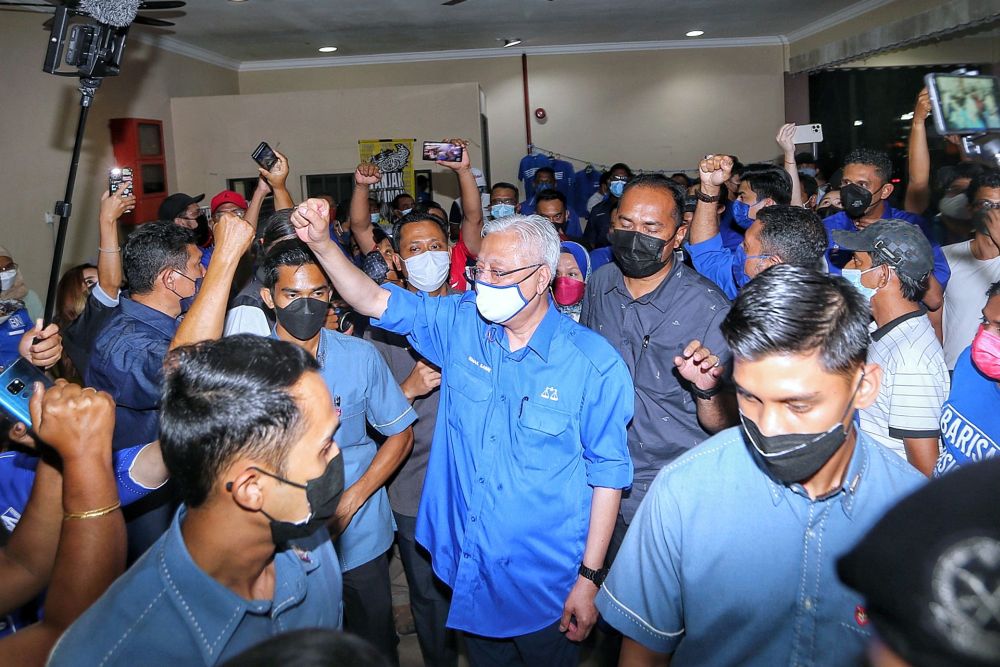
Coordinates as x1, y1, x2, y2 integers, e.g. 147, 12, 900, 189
0, 246, 42, 320
552, 241, 591, 322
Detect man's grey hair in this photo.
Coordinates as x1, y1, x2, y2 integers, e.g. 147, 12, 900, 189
482, 214, 560, 280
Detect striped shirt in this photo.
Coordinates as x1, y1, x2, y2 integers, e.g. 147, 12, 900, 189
860, 308, 950, 463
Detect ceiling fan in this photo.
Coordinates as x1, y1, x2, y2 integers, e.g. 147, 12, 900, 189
0, 0, 186, 27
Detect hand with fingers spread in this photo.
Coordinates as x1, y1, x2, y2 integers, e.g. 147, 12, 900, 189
674, 339, 725, 392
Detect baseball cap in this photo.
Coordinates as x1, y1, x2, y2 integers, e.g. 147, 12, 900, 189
831, 219, 934, 281
158, 193, 205, 221
837, 459, 1000, 667
210, 190, 249, 215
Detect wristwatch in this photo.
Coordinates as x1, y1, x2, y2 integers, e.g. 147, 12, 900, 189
690, 383, 723, 400
579, 564, 609, 587
695, 187, 721, 203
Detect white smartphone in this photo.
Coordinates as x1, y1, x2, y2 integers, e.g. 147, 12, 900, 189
792, 123, 824, 144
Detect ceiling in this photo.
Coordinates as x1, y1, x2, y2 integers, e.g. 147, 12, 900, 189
123, 0, 876, 64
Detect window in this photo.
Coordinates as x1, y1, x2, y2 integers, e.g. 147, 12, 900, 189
226, 177, 275, 219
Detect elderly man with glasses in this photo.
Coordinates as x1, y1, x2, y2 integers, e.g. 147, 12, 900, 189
289, 199, 633, 667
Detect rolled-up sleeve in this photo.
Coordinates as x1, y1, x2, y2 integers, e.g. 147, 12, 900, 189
685, 234, 739, 300
596, 471, 685, 654
580, 358, 634, 489
115, 443, 166, 506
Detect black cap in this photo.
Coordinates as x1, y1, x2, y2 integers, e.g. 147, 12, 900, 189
158, 193, 205, 221
831, 219, 934, 282
837, 459, 1000, 667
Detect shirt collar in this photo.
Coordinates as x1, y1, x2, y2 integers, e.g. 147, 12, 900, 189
158, 505, 315, 664
605, 257, 684, 312
870, 306, 927, 342
120, 296, 180, 339
486, 298, 560, 362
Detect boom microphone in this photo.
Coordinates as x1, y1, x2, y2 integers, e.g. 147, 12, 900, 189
79, 0, 141, 27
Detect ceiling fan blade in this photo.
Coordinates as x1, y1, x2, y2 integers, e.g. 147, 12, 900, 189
139, 1, 185, 9
133, 14, 173, 26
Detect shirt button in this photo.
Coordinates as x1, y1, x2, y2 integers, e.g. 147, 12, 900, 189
470, 515, 477, 522
463, 552, 471, 559
803, 597, 814, 611
500, 395, 506, 402
478, 477, 485, 483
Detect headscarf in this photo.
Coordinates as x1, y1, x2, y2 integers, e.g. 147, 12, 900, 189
555, 241, 592, 320
0, 245, 28, 302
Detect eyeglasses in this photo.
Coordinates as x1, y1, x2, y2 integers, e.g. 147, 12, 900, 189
214, 208, 246, 218
491, 198, 517, 206
973, 200, 1000, 210
465, 263, 542, 285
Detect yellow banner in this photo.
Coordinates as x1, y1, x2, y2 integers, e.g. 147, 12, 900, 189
358, 139, 416, 205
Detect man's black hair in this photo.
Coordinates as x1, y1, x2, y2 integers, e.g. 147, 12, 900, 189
534, 166, 555, 180
535, 189, 567, 206
721, 264, 870, 376
219, 630, 391, 667
620, 174, 685, 227
122, 220, 195, 295
372, 226, 390, 246
257, 208, 296, 248
936, 162, 988, 194
741, 166, 793, 206
870, 252, 928, 303
987, 280, 1000, 300
390, 193, 414, 210
799, 173, 819, 201
729, 157, 745, 178
490, 181, 520, 201
670, 172, 690, 186
844, 148, 893, 184
414, 201, 445, 217
391, 210, 449, 252
160, 335, 320, 508
966, 168, 1000, 204
599, 171, 611, 187
260, 239, 323, 290
757, 206, 827, 271
608, 162, 633, 178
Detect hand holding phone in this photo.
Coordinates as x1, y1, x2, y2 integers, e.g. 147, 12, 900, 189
0, 358, 54, 431
252, 142, 279, 171
109, 167, 133, 198
791, 124, 824, 144
423, 141, 464, 163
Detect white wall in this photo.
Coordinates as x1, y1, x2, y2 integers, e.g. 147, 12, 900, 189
0, 12, 239, 296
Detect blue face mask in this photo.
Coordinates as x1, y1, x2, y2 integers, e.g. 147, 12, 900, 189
370, 212, 380, 225
732, 245, 752, 288
800, 167, 818, 178
731, 199, 757, 230
609, 180, 626, 198
173, 274, 202, 314
491, 203, 516, 219
841, 267, 880, 303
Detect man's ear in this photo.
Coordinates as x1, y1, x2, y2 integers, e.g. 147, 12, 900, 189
535, 265, 553, 296
260, 287, 275, 310
853, 363, 883, 411
673, 223, 689, 250
226, 466, 265, 512
877, 182, 894, 202
391, 253, 404, 274
806, 195, 817, 209
160, 267, 177, 293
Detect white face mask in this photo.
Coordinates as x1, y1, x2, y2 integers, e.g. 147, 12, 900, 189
474, 270, 539, 323
403, 250, 451, 292
0, 269, 16, 292
938, 193, 972, 221
370, 212, 380, 224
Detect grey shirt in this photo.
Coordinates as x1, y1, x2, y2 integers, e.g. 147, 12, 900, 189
580, 256, 732, 521
366, 325, 442, 518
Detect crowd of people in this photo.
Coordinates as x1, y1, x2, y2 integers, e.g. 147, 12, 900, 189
0, 86, 998, 667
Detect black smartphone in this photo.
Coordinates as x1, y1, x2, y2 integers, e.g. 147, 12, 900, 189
0, 358, 53, 430
109, 167, 133, 198
252, 142, 279, 171
422, 141, 464, 163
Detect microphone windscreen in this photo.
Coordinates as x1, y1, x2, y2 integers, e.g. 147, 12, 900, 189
79, 0, 141, 28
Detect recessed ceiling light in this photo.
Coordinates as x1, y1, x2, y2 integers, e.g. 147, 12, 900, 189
685, 30, 705, 37
228, 0, 249, 3
502, 38, 523, 48
854, 120, 864, 126
318, 46, 338, 53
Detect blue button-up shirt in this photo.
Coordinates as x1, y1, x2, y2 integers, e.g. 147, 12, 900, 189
311, 328, 416, 571
373, 285, 634, 637
84, 296, 178, 450
684, 233, 743, 300
823, 205, 951, 289
596, 427, 924, 666
0, 307, 31, 369
47, 506, 343, 666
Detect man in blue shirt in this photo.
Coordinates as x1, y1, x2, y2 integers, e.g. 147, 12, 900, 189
259, 233, 415, 665
823, 148, 950, 305
49, 336, 345, 667
596, 265, 924, 666
290, 199, 633, 666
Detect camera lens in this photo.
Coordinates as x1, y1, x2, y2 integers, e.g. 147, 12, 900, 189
7, 379, 25, 395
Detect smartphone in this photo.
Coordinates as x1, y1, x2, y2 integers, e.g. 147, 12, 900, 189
0, 358, 53, 431
792, 123, 824, 144
925, 73, 1000, 135
251, 141, 279, 171
422, 141, 464, 163
109, 167, 133, 198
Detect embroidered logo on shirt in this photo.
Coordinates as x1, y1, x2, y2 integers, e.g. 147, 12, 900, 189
855, 605, 869, 626
468, 356, 492, 373
1, 507, 21, 533
540, 387, 559, 402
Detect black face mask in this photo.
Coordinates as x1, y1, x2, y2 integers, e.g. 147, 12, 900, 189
275, 297, 328, 341
841, 184, 873, 219
611, 229, 672, 278
815, 206, 839, 220
739, 378, 861, 484
255, 451, 345, 546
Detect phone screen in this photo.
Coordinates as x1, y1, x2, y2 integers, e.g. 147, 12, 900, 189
423, 141, 464, 163
109, 167, 134, 198
252, 142, 279, 171
928, 74, 1000, 134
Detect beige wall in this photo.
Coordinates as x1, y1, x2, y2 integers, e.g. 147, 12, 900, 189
238, 45, 788, 187
0, 12, 238, 298
170, 83, 484, 208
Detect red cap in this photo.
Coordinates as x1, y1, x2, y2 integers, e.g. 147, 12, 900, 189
210, 190, 249, 214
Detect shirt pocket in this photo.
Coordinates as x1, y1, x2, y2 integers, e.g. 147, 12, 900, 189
516, 400, 573, 472
335, 398, 368, 448
445, 364, 492, 437
634, 340, 686, 400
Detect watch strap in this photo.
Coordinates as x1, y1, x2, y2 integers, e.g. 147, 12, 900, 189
579, 564, 609, 587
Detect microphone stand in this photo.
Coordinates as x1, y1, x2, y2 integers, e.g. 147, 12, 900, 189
43, 76, 102, 325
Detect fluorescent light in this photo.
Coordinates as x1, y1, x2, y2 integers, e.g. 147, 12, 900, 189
502, 38, 523, 48
318, 46, 338, 53
685, 30, 705, 37
900, 112, 914, 120
853, 120, 864, 126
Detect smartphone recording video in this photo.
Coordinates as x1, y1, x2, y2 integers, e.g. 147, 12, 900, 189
109, 167, 133, 198
423, 141, 464, 163
926, 74, 1000, 135
252, 141, 279, 171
